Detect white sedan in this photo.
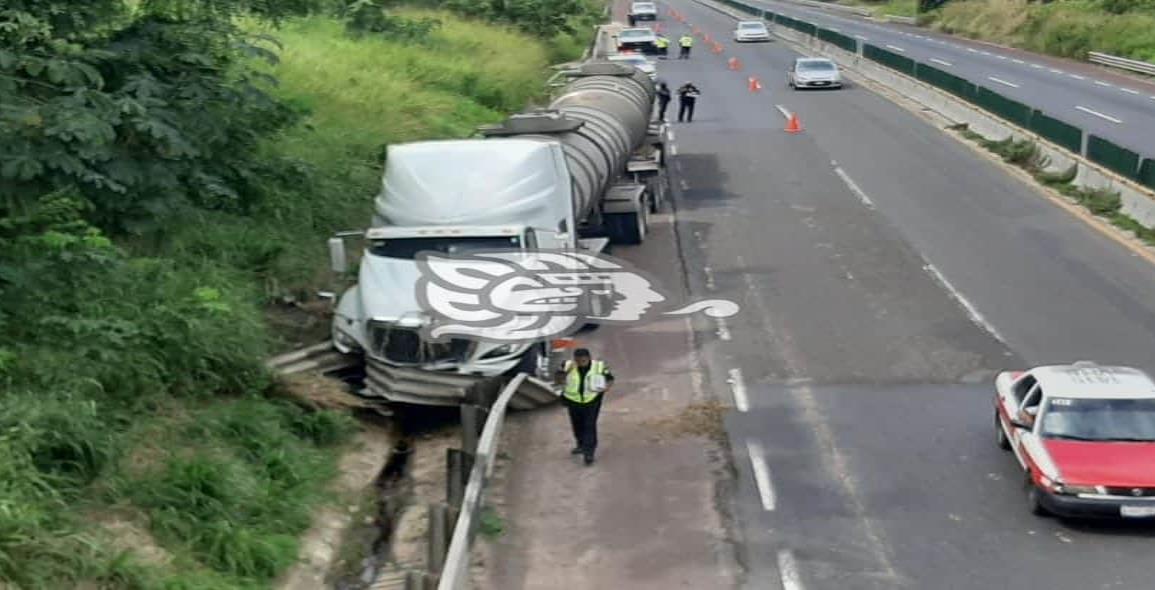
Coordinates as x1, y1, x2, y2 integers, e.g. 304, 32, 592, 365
608, 54, 657, 80
733, 20, 771, 42
787, 57, 843, 89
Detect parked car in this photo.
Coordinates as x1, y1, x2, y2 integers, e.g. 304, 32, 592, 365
733, 20, 771, 42
994, 362, 1155, 518
629, 1, 658, 25
617, 27, 661, 55
787, 57, 842, 89
608, 54, 657, 80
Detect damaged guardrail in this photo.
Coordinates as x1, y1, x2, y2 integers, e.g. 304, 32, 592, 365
1088, 52, 1155, 77
266, 341, 358, 375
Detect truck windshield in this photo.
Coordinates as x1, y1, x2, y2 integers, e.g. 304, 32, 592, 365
369, 235, 522, 260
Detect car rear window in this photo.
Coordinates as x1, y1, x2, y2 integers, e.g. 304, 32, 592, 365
799, 61, 835, 71
620, 30, 651, 39
740, 22, 766, 29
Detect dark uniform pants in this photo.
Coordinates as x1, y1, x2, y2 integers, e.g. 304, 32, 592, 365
678, 98, 696, 122
566, 394, 604, 457
679, 46, 691, 59
658, 97, 670, 120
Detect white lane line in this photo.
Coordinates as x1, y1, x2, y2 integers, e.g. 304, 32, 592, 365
988, 76, 1020, 89
930, 58, 953, 67
716, 317, 732, 341
777, 550, 805, 590
967, 47, 978, 53
670, 143, 678, 156
1012, 58, 1025, 64
727, 368, 749, 412
680, 178, 690, 190
1093, 80, 1113, 88
1069, 73, 1086, 80
1075, 105, 1123, 124
775, 104, 793, 120
885, 44, 906, 53
668, 129, 676, 142
1049, 68, 1063, 74
1150, 95, 1155, 101
979, 50, 991, 56
746, 440, 776, 511
832, 163, 875, 210
995, 55, 1007, 60
924, 263, 1007, 345
1121, 88, 1140, 95
702, 265, 717, 290
1030, 63, 1043, 69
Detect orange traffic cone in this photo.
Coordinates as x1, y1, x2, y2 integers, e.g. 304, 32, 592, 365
748, 76, 762, 92
704, 33, 712, 43
712, 42, 724, 54
785, 112, 803, 134
728, 57, 741, 70
693, 25, 701, 35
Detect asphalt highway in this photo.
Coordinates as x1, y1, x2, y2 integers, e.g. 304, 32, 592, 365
745, 0, 1155, 156
654, 0, 1155, 588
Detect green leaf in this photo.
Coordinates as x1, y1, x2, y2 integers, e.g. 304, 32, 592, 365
1, 155, 45, 181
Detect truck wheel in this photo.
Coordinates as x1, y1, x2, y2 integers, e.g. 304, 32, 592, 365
606, 207, 647, 245
647, 174, 667, 213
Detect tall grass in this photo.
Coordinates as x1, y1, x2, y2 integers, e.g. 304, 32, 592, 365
930, 0, 1155, 61
0, 9, 562, 588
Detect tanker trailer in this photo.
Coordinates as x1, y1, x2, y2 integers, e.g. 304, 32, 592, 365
324, 60, 670, 407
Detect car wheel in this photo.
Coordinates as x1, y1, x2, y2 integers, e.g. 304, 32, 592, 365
1026, 478, 1051, 517
995, 412, 1011, 450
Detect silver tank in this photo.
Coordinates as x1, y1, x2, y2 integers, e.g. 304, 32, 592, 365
479, 61, 656, 225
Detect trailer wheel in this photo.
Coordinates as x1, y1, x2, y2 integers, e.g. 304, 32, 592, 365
647, 172, 668, 213
606, 206, 647, 246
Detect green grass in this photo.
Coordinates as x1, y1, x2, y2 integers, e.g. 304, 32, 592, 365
838, 0, 918, 18
927, 0, 1155, 61
0, 9, 567, 588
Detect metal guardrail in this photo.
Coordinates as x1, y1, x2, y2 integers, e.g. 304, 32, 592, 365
1088, 52, 1155, 76
785, 0, 873, 17
885, 14, 917, 24
266, 341, 358, 375
437, 372, 555, 590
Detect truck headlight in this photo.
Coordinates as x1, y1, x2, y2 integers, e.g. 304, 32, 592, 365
333, 327, 361, 352
480, 344, 519, 359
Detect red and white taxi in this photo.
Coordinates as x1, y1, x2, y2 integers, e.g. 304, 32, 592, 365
994, 362, 1155, 518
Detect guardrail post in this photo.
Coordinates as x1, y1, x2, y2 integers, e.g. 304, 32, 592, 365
446, 448, 474, 510
428, 503, 448, 574
461, 405, 481, 454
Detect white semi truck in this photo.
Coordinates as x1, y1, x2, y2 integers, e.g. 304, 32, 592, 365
326, 58, 670, 407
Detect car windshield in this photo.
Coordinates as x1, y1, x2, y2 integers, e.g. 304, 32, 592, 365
739, 23, 766, 29
633, 3, 655, 10
369, 235, 521, 260
620, 30, 652, 40
799, 61, 836, 71
1041, 397, 1155, 441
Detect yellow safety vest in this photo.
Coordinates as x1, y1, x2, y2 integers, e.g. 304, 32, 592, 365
563, 360, 608, 404
679, 35, 693, 47
656, 37, 669, 48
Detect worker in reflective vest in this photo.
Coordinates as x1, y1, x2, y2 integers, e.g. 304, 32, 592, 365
557, 348, 615, 465
655, 35, 669, 58
678, 34, 693, 59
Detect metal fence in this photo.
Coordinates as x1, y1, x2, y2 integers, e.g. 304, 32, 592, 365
711, 0, 1155, 193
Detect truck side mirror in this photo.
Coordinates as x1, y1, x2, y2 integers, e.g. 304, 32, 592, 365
328, 237, 348, 274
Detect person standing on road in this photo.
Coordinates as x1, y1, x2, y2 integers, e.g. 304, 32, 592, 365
678, 34, 693, 59
677, 81, 700, 123
556, 348, 614, 466
655, 35, 670, 59
656, 81, 672, 121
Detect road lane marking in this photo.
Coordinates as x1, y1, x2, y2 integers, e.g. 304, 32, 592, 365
1069, 73, 1086, 80
670, 143, 678, 156
930, 58, 953, 67
727, 368, 749, 412
775, 104, 793, 119
716, 317, 732, 341
1120, 88, 1140, 95
1049, 68, 1063, 74
668, 129, 675, 142
832, 163, 875, 210
995, 54, 1007, 60
703, 265, 717, 290
979, 51, 991, 56
988, 76, 1020, 89
1075, 105, 1123, 124
1030, 63, 1043, 69
1093, 80, 1113, 88
746, 440, 776, 511
967, 48, 978, 53
923, 263, 1008, 345
777, 550, 805, 590
680, 178, 690, 190
1012, 58, 1025, 64
885, 44, 906, 53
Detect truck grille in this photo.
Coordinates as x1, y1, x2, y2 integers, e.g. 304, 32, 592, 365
369, 323, 472, 364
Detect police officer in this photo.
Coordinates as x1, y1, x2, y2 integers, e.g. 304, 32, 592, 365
556, 348, 614, 466
677, 81, 701, 123
655, 35, 670, 59
656, 81, 672, 121
678, 34, 694, 59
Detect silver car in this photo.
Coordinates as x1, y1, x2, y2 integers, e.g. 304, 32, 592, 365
788, 57, 843, 89
733, 21, 771, 43
608, 54, 657, 80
